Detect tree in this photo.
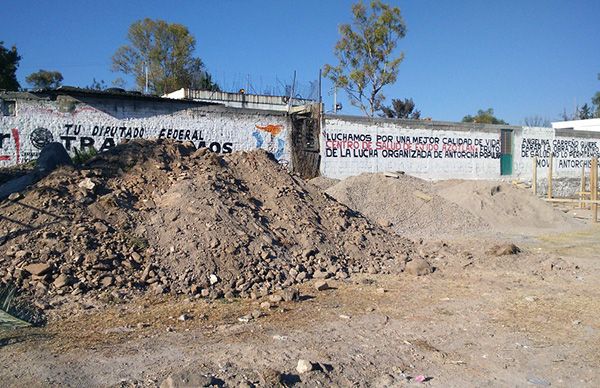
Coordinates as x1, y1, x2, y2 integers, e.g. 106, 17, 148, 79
559, 108, 572, 121
381, 98, 420, 119
25, 69, 63, 89
323, 0, 407, 117
462, 108, 509, 125
0, 42, 21, 91
111, 18, 218, 95
86, 78, 107, 90
593, 73, 600, 118
577, 103, 593, 120
523, 115, 550, 127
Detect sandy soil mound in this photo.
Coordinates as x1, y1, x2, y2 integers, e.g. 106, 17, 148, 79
325, 173, 491, 238
435, 180, 583, 234
0, 140, 418, 318
309, 176, 340, 191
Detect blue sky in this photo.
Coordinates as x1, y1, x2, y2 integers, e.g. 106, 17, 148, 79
2, 0, 599, 124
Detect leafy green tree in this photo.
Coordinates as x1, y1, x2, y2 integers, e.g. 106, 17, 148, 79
324, 0, 407, 117
577, 103, 593, 120
25, 69, 63, 89
0, 42, 21, 91
381, 98, 420, 119
111, 18, 218, 95
593, 94, 600, 118
593, 73, 600, 118
462, 108, 509, 125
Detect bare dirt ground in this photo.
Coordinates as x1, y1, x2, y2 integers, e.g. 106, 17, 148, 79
1, 221, 598, 387
0, 146, 598, 387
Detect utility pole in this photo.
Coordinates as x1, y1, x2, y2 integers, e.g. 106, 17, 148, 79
333, 87, 337, 114
144, 61, 149, 94
318, 69, 322, 103
287, 71, 296, 113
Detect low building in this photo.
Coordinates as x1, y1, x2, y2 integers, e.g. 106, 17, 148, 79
552, 118, 600, 132
164, 88, 314, 112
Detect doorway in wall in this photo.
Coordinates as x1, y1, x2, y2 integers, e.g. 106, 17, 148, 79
500, 129, 513, 175
290, 107, 320, 179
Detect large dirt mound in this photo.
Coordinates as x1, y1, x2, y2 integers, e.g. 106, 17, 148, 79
0, 140, 417, 316
435, 180, 583, 234
323, 173, 583, 238
324, 173, 491, 238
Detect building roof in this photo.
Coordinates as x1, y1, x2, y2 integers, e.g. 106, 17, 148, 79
552, 118, 600, 132
28, 86, 218, 105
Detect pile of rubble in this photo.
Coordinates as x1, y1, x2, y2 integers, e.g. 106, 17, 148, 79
0, 140, 420, 315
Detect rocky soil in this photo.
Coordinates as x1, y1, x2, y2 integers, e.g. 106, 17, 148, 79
0, 140, 419, 321
1, 224, 598, 387
1, 142, 598, 387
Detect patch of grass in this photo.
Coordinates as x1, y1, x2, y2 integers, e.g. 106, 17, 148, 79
127, 235, 149, 251
0, 283, 37, 330
72, 147, 98, 165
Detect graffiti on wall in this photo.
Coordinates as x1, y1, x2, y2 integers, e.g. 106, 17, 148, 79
1, 121, 288, 166
520, 138, 600, 168
253, 124, 286, 160
0, 128, 20, 163
324, 132, 501, 159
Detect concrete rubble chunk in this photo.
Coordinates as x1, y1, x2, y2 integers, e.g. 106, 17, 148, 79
296, 359, 314, 374
53, 274, 73, 288
405, 257, 432, 276
8, 192, 22, 201
314, 280, 329, 291
282, 287, 299, 302
23, 263, 52, 276
78, 178, 97, 191
160, 370, 214, 388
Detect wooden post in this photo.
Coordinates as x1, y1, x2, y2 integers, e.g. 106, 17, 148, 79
532, 157, 538, 196
580, 164, 586, 209
592, 158, 598, 223
547, 154, 553, 199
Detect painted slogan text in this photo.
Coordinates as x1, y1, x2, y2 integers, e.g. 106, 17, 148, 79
325, 132, 501, 159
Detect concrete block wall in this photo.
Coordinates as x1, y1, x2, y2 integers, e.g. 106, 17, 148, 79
513, 127, 600, 197
0, 95, 292, 167
3, 92, 600, 198
320, 116, 600, 197
321, 115, 509, 180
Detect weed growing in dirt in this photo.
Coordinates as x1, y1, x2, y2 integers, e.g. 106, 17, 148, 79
72, 147, 98, 165
127, 235, 149, 251
0, 283, 43, 329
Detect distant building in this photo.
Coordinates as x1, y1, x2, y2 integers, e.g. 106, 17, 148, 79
552, 118, 600, 132
164, 88, 314, 112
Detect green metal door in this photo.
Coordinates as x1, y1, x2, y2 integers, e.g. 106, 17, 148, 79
500, 154, 513, 175
500, 129, 513, 175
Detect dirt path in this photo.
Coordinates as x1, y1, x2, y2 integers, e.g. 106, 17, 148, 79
1, 226, 598, 387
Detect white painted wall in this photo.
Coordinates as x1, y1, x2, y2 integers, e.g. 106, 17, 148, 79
513, 126, 600, 180
321, 117, 504, 180
320, 118, 600, 196
4, 94, 600, 197
0, 96, 292, 167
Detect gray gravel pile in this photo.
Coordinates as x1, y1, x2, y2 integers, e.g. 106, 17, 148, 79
324, 172, 491, 239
